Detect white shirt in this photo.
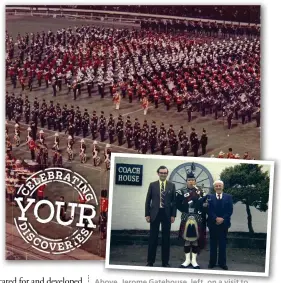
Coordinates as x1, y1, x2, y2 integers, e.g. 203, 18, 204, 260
216, 192, 223, 200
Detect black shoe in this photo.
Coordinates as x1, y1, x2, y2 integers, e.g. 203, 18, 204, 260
208, 263, 216, 269
219, 265, 228, 270
162, 263, 171, 267
146, 262, 153, 267
193, 265, 200, 269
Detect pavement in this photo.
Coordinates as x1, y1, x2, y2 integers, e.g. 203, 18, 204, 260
109, 244, 266, 273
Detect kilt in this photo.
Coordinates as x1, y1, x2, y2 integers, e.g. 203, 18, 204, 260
178, 212, 206, 251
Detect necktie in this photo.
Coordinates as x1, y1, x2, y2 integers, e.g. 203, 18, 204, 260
218, 194, 221, 200
161, 182, 165, 207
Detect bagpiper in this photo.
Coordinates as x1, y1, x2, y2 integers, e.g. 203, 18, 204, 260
176, 171, 208, 269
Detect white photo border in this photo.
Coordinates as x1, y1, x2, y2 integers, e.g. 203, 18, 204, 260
105, 153, 275, 277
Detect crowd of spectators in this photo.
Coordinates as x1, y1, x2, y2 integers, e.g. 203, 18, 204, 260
8, 5, 260, 24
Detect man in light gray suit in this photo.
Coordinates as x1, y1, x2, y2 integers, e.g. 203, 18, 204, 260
145, 165, 177, 267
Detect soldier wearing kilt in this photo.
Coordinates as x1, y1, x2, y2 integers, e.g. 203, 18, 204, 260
176, 172, 208, 269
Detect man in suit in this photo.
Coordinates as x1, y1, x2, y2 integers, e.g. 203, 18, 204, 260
145, 165, 177, 267
207, 180, 233, 270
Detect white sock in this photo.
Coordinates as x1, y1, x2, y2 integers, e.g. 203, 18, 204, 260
181, 253, 191, 267
191, 252, 199, 267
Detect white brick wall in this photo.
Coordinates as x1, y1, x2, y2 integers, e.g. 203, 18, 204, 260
111, 157, 269, 232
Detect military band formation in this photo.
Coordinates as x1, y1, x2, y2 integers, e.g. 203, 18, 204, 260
6, 22, 260, 128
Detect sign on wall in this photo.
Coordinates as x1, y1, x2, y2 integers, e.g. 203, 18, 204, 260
115, 164, 143, 186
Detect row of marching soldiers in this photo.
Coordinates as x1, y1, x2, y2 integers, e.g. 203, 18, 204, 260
6, 122, 112, 170
95, 114, 208, 157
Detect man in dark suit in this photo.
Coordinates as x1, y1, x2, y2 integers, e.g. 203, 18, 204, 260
207, 180, 233, 270
145, 165, 177, 267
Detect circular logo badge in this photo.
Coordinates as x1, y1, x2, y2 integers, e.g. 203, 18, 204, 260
14, 168, 98, 255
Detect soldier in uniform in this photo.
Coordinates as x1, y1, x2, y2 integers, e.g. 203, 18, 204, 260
176, 172, 208, 269
149, 121, 158, 154
181, 133, 190, 156
140, 135, 148, 154
99, 111, 107, 142
178, 126, 184, 143
126, 126, 134, 148
154, 91, 159, 108
227, 109, 233, 130
187, 104, 192, 122
170, 134, 178, 156
116, 115, 124, 146
30, 120, 37, 141
192, 135, 200, 157
200, 129, 208, 155
82, 117, 89, 138
158, 132, 167, 155
90, 111, 98, 140
87, 78, 93, 97
190, 128, 197, 149
72, 80, 78, 100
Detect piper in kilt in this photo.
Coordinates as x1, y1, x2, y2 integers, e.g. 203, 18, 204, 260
176, 172, 208, 269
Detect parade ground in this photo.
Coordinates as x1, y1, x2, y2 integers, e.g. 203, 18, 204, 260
6, 15, 260, 160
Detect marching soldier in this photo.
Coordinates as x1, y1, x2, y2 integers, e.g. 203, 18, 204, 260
82, 117, 89, 138
158, 132, 167, 155
200, 129, 208, 155
126, 126, 134, 148
140, 136, 148, 154
99, 111, 107, 142
181, 133, 190, 156
149, 121, 158, 154
192, 135, 200, 157
176, 94, 183, 112
227, 109, 233, 130
187, 104, 192, 122
116, 115, 124, 146
165, 94, 171, 111
87, 78, 93, 97
170, 134, 178, 156
30, 120, 37, 141
108, 122, 115, 144
91, 111, 98, 140
154, 91, 159, 108
190, 128, 197, 148
72, 80, 78, 100
51, 75, 57, 97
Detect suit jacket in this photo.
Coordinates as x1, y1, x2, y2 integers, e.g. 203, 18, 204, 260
145, 180, 177, 222
207, 193, 233, 229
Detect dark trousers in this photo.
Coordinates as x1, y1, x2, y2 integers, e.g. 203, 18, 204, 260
147, 208, 171, 264
209, 224, 228, 266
